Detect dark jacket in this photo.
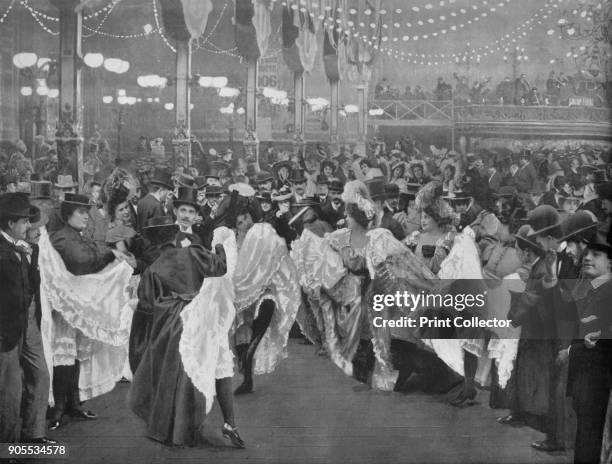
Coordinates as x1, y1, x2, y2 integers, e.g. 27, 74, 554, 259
136, 194, 166, 233
50, 225, 115, 275
512, 162, 538, 193
0, 234, 34, 352
381, 208, 405, 241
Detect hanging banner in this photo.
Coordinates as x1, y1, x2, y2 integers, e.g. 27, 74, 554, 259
159, 0, 190, 41
253, 0, 273, 57
281, 6, 304, 73
180, 0, 213, 39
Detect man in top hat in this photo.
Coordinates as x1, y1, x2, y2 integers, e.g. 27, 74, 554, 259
1, 174, 18, 194
331, 153, 353, 184
513, 150, 538, 194
136, 168, 173, 233
173, 187, 206, 248
320, 179, 345, 229
0, 194, 57, 445
46, 175, 78, 234
379, 183, 405, 241
256, 191, 275, 224
290, 196, 333, 238
256, 171, 274, 194
289, 168, 308, 204
315, 175, 329, 204
487, 161, 506, 193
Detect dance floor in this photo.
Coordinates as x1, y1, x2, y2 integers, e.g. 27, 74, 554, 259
40, 340, 569, 464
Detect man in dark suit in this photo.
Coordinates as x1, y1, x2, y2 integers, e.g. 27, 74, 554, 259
173, 187, 205, 248
320, 179, 345, 229
380, 183, 406, 241
136, 168, 172, 233
513, 151, 539, 194
0, 194, 55, 444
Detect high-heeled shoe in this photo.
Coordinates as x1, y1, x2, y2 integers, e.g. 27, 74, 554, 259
222, 423, 245, 448
48, 409, 64, 430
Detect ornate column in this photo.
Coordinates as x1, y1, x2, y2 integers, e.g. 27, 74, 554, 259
330, 79, 339, 148
293, 71, 305, 156
51, 0, 83, 187
356, 84, 368, 154
173, 39, 191, 169
243, 57, 259, 162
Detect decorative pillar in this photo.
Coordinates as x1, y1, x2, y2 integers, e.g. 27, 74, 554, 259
356, 84, 368, 154
243, 57, 259, 162
172, 39, 191, 169
293, 71, 305, 156
51, 0, 83, 188
330, 80, 339, 149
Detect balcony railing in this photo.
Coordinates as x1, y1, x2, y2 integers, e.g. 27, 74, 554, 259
369, 99, 453, 122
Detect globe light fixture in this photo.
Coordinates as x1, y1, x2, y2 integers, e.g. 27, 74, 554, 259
212, 76, 228, 88
83, 53, 104, 68
48, 88, 59, 98
218, 87, 240, 98
199, 76, 213, 87
13, 52, 38, 69
20, 86, 33, 96
344, 104, 359, 113
236, 107, 245, 115
164, 102, 174, 110
104, 58, 125, 73
102, 95, 114, 104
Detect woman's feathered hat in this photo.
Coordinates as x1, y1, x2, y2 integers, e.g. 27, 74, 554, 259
341, 180, 376, 221
414, 181, 454, 226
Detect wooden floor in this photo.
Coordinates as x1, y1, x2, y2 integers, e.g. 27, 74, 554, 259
39, 340, 571, 464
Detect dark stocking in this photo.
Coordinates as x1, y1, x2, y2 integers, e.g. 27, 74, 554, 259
234, 300, 275, 395
50, 365, 72, 422
216, 378, 235, 426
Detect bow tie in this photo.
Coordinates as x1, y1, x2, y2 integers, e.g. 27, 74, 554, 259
8, 241, 32, 259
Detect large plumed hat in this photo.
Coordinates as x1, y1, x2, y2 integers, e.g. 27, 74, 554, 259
527, 205, 563, 238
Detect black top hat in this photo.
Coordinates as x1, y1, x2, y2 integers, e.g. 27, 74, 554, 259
1, 174, 18, 188
316, 174, 329, 185
62, 193, 91, 208
0, 193, 39, 220
328, 179, 344, 193
383, 183, 400, 200
585, 231, 612, 256
205, 185, 223, 197
150, 168, 173, 189
29, 173, 43, 182
320, 160, 336, 173
289, 168, 307, 184
445, 191, 472, 203
256, 171, 274, 184
527, 205, 563, 238
293, 196, 321, 208
558, 210, 598, 242
195, 176, 207, 189
256, 191, 272, 203
365, 177, 386, 201
142, 216, 179, 230
173, 187, 199, 209
29, 180, 52, 200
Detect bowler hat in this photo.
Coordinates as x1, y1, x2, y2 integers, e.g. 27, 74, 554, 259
316, 174, 329, 185
0, 193, 39, 220
515, 224, 544, 256
289, 168, 307, 184
585, 231, 612, 256
558, 210, 598, 242
527, 205, 563, 238
173, 187, 199, 209
149, 168, 173, 189
205, 185, 223, 197
328, 179, 344, 193
256, 171, 274, 184
61, 193, 91, 208
365, 177, 386, 201
383, 183, 400, 200
175, 173, 196, 188
30, 181, 52, 200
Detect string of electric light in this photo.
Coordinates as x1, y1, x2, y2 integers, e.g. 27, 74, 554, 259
82, 2, 116, 38
378, 0, 563, 65
152, 0, 176, 53
0, 0, 16, 24
197, 0, 230, 47
332, 0, 515, 45
19, 0, 58, 35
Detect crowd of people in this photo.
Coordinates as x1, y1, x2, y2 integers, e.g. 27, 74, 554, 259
375, 70, 609, 107
1, 135, 612, 464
